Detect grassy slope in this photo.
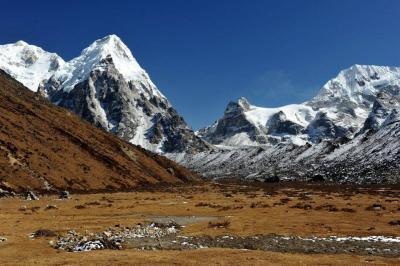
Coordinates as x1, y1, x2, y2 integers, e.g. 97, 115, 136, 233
0, 70, 198, 192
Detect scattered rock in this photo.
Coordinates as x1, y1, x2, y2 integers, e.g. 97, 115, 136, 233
0, 188, 15, 198
54, 222, 180, 252
52, 223, 400, 257
59, 190, 70, 199
24, 191, 39, 201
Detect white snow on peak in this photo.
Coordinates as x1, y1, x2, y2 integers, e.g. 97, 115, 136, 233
244, 103, 316, 128
0, 35, 165, 99
313, 64, 400, 104
51, 34, 165, 99
0, 41, 65, 91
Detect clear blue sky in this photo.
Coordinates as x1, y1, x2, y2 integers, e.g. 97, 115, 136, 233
2, 0, 400, 129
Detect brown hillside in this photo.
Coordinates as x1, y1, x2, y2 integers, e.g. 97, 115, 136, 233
0, 70, 198, 193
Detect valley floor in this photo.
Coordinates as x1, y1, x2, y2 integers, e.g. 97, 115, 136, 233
0, 182, 399, 265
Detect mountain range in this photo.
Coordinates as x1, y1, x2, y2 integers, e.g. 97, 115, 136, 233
1, 35, 399, 184
173, 65, 400, 184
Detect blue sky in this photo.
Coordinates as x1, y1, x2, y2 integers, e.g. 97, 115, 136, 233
2, 0, 400, 129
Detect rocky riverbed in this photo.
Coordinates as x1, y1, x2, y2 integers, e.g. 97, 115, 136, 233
52, 222, 400, 257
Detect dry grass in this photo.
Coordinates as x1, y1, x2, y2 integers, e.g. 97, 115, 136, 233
0, 183, 399, 265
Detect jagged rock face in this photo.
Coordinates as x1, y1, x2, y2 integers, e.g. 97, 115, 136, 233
306, 112, 348, 142
199, 98, 268, 145
360, 86, 400, 133
0, 35, 211, 154
267, 111, 304, 135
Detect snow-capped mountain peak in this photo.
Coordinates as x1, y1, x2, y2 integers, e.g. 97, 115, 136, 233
312, 64, 400, 106
77, 34, 147, 83
50, 34, 163, 99
0, 41, 65, 90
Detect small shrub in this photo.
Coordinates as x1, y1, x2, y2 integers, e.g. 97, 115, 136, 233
85, 201, 101, 206
195, 202, 209, 207
30, 206, 40, 212
388, 220, 400, 226
290, 203, 312, 210
218, 206, 232, 211
45, 205, 58, 210
280, 198, 291, 204
315, 204, 338, 212
341, 208, 355, 213
208, 220, 231, 229
32, 229, 57, 238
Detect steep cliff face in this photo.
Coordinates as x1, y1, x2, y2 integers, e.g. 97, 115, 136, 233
360, 87, 400, 133
0, 35, 211, 154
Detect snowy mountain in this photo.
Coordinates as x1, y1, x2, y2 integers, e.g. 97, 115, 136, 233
0, 41, 65, 90
171, 64, 400, 184
171, 93, 400, 184
199, 65, 400, 147
0, 35, 210, 153
197, 97, 314, 147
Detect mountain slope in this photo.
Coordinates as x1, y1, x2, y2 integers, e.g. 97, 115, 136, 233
171, 121, 400, 184
0, 35, 211, 154
0, 70, 198, 193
